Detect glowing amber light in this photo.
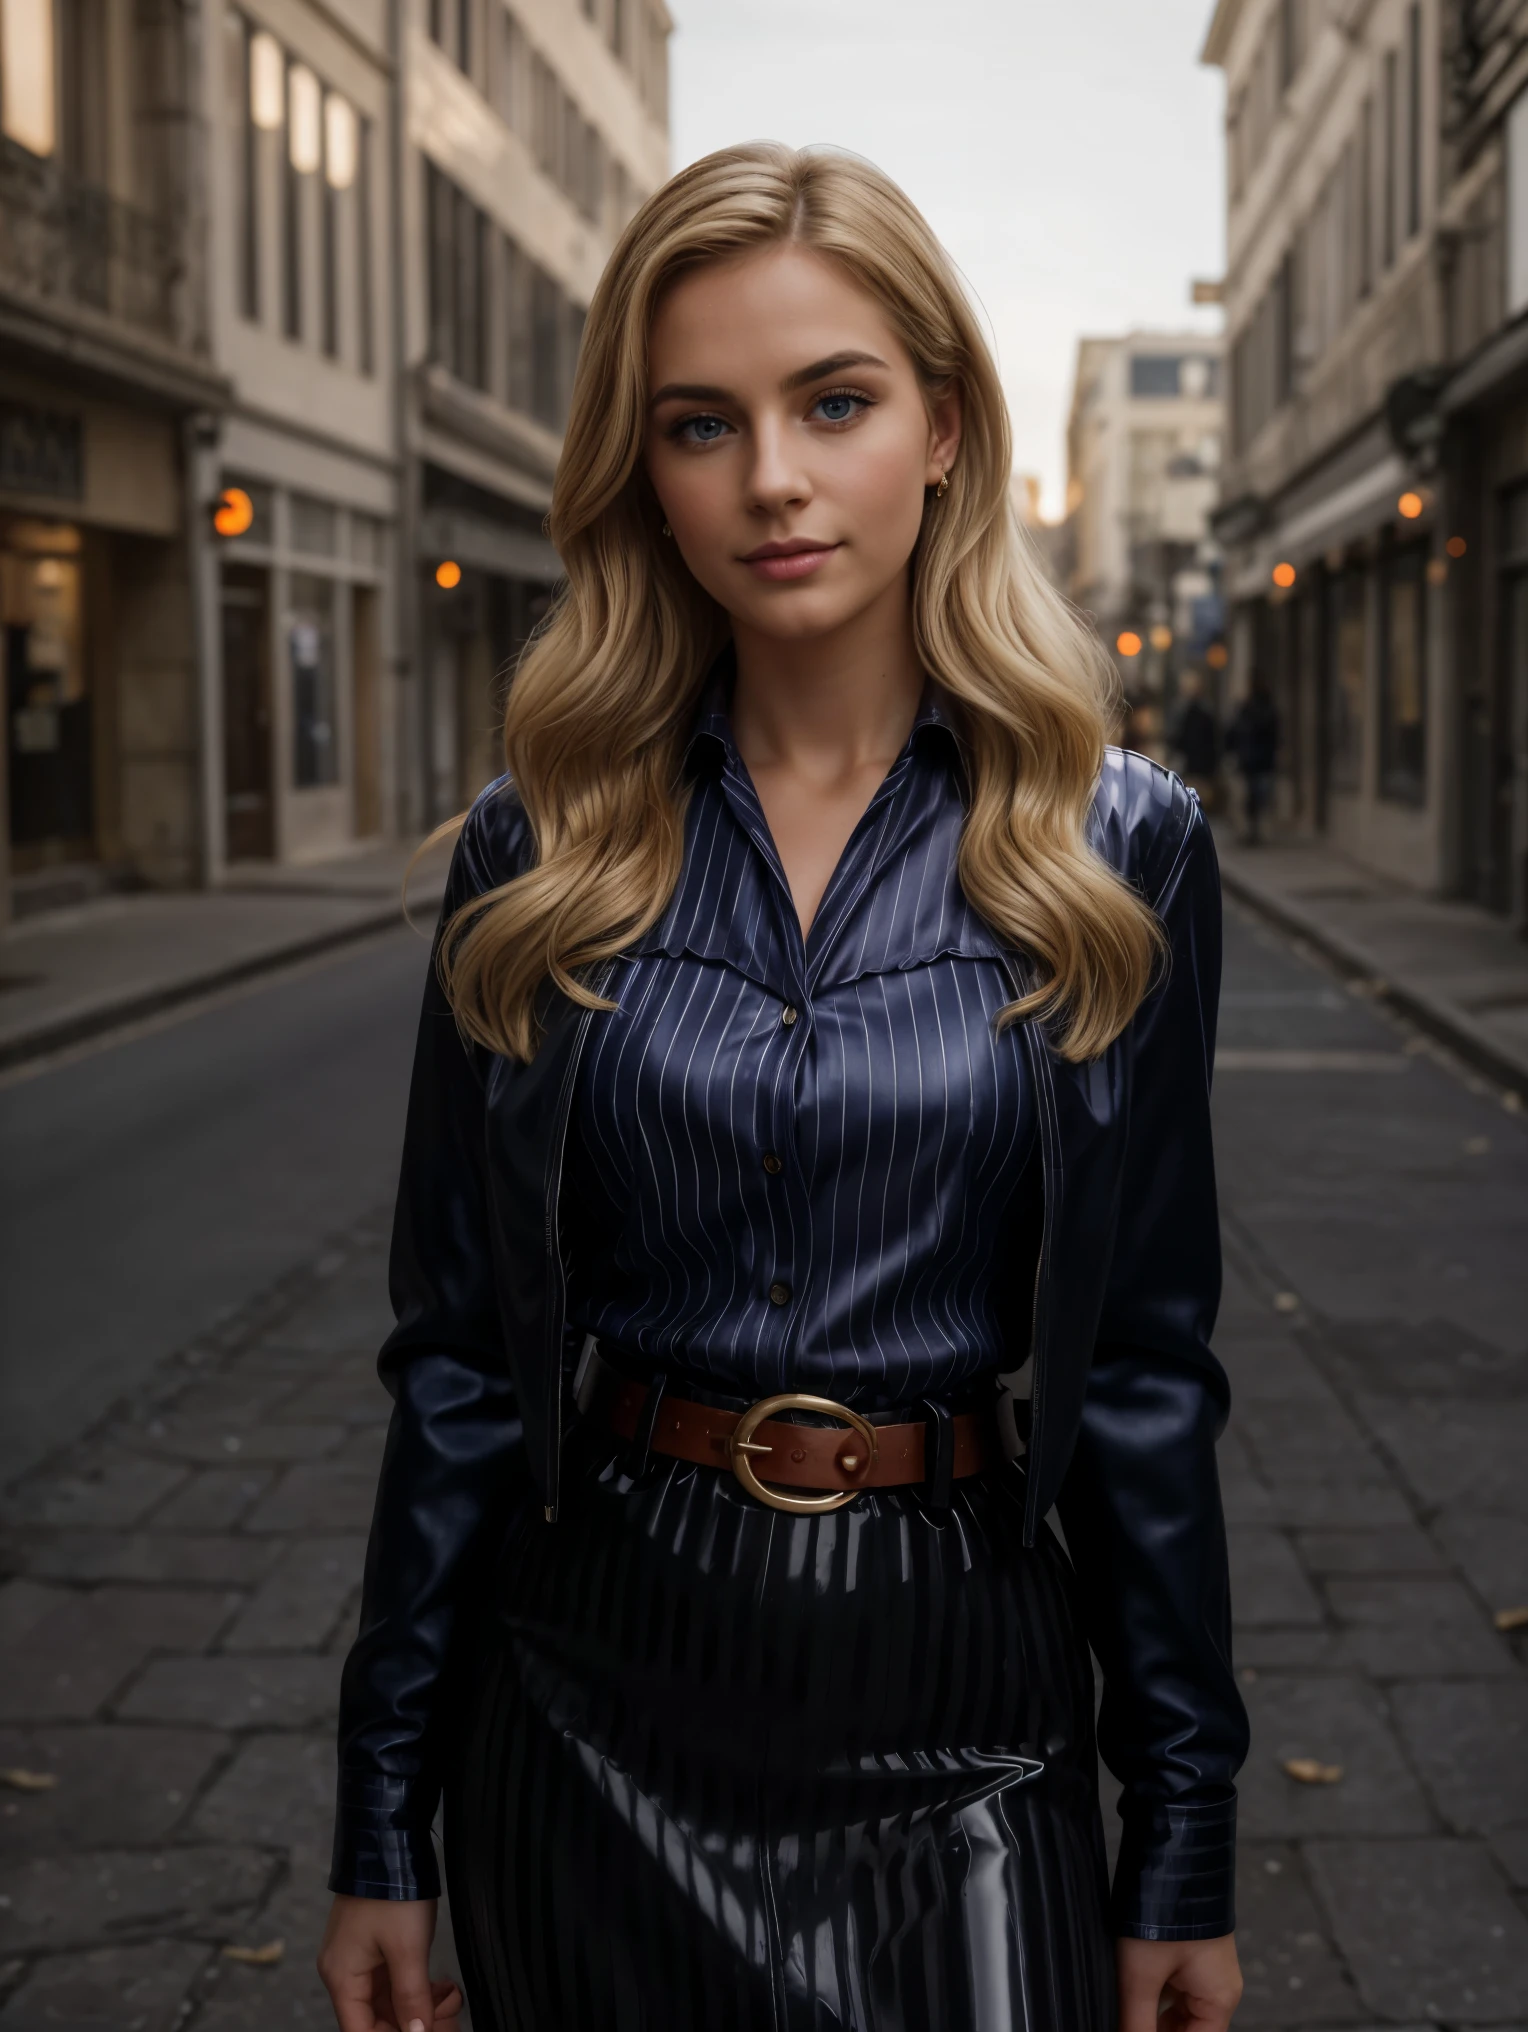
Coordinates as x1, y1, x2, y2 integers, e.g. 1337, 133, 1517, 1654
1398, 491, 1424, 520
1116, 630, 1142, 658
435, 560, 462, 589
1272, 561, 1297, 589
212, 487, 255, 538
1206, 643, 1229, 670
1149, 624, 1174, 652
1446, 535, 1467, 559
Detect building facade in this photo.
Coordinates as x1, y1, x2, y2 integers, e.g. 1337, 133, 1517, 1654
0, 0, 227, 917
1063, 330, 1226, 704
205, 0, 402, 870
405, 0, 669, 824
1203, 0, 1452, 888
0, 0, 670, 913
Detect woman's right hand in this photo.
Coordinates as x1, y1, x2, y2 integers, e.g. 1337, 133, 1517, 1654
317, 1893, 463, 2032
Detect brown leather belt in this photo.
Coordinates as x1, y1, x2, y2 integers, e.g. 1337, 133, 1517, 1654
596, 1367, 998, 1515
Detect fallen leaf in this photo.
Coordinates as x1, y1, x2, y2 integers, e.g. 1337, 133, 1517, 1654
1494, 1606, 1528, 1633
221, 1940, 285, 1967
1283, 1757, 1343, 1785
0, 1769, 58, 1792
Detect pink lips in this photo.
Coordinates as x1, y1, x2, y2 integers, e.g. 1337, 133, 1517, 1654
741, 541, 839, 582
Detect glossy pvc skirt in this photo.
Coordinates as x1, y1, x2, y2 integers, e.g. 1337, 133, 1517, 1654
444, 1423, 1116, 2031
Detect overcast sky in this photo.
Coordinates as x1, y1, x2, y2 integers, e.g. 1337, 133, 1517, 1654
668, 0, 1225, 519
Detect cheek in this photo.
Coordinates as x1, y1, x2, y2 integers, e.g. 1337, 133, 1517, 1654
834, 431, 930, 553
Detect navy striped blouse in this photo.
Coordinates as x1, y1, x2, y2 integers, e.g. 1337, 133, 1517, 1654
565, 678, 1041, 1409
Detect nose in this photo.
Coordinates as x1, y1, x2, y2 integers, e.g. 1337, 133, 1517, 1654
745, 413, 811, 518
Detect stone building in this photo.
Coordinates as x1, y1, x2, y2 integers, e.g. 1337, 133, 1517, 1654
1203, 0, 1451, 887
0, 0, 226, 916
206, 0, 402, 869
1063, 330, 1226, 697
405, 0, 670, 823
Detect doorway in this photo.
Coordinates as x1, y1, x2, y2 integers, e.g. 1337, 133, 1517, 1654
221, 565, 273, 861
351, 584, 381, 838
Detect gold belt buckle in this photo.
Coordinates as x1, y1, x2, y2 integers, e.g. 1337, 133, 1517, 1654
728, 1392, 879, 1514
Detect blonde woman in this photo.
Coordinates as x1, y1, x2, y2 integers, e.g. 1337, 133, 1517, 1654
319, 145, 1246, 2032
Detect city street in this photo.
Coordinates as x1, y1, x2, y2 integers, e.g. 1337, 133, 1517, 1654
0, 894, 1525, 2028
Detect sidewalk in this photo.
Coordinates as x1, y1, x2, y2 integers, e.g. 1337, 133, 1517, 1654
0, 840, 452, 1073
1214, 829, 1528, 1101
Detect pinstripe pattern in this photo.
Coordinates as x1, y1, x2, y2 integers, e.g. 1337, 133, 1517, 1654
445, 1430, 1116, 2032
566, 685, 1037, 1404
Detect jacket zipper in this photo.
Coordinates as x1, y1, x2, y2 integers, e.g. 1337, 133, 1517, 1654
541, 959, 617, 1522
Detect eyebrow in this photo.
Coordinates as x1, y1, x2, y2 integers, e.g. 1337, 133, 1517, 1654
648, 351, 891, 408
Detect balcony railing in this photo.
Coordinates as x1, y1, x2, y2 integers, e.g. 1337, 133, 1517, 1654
0, 138, 205, 357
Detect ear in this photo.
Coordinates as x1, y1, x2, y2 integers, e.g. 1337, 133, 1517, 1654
924, 381, 964, 487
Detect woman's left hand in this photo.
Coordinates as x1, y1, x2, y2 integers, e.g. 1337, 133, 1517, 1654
1117, 1933, 1242, 2030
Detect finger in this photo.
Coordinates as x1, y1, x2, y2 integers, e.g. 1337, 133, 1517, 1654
382, 1943, 439, 2032
430, 1981, 465, 2020
319, 1965, 382, 2032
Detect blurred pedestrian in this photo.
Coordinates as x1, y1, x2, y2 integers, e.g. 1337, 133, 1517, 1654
319, 143, 1246, 2032
1227, 675, 1279, 844
1169, 669, 1221, 811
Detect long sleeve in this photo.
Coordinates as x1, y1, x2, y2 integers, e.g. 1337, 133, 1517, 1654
1056, 800, 1248, 1941
330, 812, 531, 1899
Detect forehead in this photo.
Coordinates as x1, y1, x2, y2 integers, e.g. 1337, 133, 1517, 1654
647, 244, 909, 382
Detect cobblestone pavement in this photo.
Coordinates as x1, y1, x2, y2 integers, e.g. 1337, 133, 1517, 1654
0, 901, 1523, 2029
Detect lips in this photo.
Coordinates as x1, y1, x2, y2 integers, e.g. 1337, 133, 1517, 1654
740, 539, 840, 582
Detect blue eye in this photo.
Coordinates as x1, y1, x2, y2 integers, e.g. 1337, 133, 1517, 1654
804, 396, 865, 428
676, 414, 730, 444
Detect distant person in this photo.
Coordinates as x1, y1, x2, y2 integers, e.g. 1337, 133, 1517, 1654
1169, 670, 1221, 810
1227, 676, 1279, 844
319, 144, 1245, 2032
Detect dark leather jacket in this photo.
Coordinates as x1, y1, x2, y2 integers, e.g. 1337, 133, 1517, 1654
333, 746, 1247, 1943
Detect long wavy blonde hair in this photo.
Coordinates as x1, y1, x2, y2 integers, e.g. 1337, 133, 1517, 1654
440, 142, 1162, 1063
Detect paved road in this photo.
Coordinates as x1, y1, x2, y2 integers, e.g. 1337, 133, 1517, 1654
0, 928, 428, 1490
0, 896, 1523, 2029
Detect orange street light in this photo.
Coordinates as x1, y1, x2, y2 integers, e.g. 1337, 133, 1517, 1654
1446, 535, 1467, 559
435, 559, 463, 589
1206, 643, 1229, 670
1272, 561, 1296, 589
1116, 630, 1142, 658
1398, 491, 1424, 520
212, 486, 255, 538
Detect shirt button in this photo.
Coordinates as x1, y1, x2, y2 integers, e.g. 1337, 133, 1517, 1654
762, 1151, 783, 1175
781, 1004, 798, 1027
768, 1280, 791, 1306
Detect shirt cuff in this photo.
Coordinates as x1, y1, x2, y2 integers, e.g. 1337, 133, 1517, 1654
1112, 1793, 1238, 1941
329, 1773, 442, 1901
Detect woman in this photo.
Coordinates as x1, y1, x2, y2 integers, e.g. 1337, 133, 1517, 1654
319, 144, 1246, 2032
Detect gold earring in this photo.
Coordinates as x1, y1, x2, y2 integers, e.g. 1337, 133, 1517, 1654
935, 471, 949, 500
661, 521, 673, 537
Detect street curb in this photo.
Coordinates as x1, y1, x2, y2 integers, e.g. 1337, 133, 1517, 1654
0, 904, 409, 1074
1218, 863, 1528, 1104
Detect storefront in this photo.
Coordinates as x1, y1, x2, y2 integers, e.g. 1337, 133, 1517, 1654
211, 426, 398, 866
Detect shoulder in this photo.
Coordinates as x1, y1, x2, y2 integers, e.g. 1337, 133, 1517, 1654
1088, 747, 1204, 904
448, 774, 535, 902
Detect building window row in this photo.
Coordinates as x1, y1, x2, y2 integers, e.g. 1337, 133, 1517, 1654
225, 14, 375, 374
426, 159, 586, 433
1229, 5, 1424, 454
429, 0, 660, 231
1228, 0, 1314, 202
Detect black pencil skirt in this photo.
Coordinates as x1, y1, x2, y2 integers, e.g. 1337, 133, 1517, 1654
443, 1420, 1116, 2031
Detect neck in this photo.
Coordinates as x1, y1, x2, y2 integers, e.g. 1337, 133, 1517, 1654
728, 576, 924, 772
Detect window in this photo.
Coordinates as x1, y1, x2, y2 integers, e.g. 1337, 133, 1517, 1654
0, 0, 56, 155
1129, 354, 1221, 399
425, 160, 487, 391
1406, 3, 1421, 239
1382, 49, 1398, 271
290, 574, 338, 787
1379, 545, 1426, 803
1326, 566, 1367, 794
291, 492, 338, 555
1359, 95, 1373, 296
228, 15, 259, 319
59, 0, 106, 183
457, 0, 471, 78
531, 263, 562, 426
357, 116, 374, 375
